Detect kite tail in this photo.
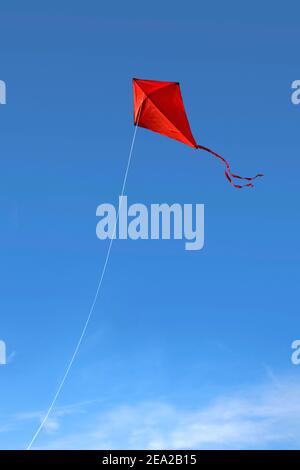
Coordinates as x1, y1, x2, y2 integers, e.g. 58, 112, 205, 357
196, 145, 264, 189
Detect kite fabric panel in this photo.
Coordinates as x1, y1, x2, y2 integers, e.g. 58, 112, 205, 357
133, 78, 264, 189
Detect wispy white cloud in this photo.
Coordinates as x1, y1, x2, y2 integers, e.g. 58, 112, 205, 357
6, 350, 17, 364
15, 400, 92, 435
30, 375, 300, 450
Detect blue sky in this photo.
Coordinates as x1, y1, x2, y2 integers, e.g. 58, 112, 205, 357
1, 0, 300, 449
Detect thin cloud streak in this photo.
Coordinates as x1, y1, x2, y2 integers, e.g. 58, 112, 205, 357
31, 376, 300, 450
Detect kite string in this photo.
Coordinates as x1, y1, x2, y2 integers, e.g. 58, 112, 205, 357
27, 115, 141, 450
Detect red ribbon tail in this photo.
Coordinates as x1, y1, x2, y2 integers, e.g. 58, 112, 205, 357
196, 145, 263, 188
225, 171, 253, 189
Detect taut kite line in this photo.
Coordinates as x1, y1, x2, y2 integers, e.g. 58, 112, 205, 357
133, 78, 264, 188
27, 107, 142, 450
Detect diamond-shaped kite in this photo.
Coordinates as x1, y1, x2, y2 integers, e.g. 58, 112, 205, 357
133, 78, 263, 188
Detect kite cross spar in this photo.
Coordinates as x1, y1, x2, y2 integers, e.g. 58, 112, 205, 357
133, 78, 264, 188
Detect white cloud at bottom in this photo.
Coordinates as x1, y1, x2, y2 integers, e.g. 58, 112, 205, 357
31, 374, 300, 450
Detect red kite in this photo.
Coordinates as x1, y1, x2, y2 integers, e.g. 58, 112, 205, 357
133, 78, 263, 188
